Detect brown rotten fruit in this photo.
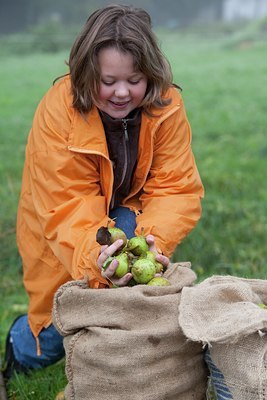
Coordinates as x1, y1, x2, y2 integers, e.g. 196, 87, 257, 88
96, 226, 127, 247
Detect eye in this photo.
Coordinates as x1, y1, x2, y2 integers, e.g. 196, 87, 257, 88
129, 80, 140, 85
101, 80, 114, 86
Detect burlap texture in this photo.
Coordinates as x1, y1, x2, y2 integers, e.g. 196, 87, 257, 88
179, 275, 267, 400
52, 263, 208, 400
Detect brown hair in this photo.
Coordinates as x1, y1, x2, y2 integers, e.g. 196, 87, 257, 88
67, 4, 174, 114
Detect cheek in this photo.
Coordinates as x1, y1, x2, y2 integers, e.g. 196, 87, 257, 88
135, 82, 148, 101
98, 86, 111, 101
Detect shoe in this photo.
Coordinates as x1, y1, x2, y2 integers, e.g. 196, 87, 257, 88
55, 391, 65, 400
2, 316, 30, 381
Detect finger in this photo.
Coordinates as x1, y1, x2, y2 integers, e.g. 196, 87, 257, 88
146, 235, 169, 267
111, 272, 133, 287
97, 239, 124, 268
145, 234, 155, 244
103, 258, 119, 278
156, 254, 169, 267
145, 234, 157, 253
146, 235, 167, 265
100, 245, 108, 253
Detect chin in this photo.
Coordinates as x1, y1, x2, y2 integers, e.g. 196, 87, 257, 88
113, 111, 130, 119
103, 101, 136, 119
107, 110, 131, 119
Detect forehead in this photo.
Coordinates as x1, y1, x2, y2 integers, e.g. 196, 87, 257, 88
98, 47, 138, 75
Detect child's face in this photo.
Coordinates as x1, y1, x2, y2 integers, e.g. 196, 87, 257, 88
97, 47, 148, 119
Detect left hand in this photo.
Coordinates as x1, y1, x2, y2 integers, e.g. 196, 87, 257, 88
97, 239, 133, 287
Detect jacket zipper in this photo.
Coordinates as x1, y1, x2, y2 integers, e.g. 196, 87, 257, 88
110, 118, 129, 209
69, 103, 180, 210
121, 104, 181, 207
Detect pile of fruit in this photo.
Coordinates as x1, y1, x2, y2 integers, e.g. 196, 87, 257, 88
96, 225, 171, 287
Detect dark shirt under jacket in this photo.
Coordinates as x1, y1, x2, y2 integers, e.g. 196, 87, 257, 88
99, 108, 141, 210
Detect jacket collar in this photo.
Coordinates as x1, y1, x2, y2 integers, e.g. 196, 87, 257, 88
68, 86, 181, 156
68, 105, 109, 156
99, 108, 141, 134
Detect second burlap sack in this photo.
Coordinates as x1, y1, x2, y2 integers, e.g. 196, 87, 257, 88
179, 275, 267, 400
52, 263, 208, 400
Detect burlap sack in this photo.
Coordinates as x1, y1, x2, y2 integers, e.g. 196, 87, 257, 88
179, 275, 267, 400
52, 263, 208, 400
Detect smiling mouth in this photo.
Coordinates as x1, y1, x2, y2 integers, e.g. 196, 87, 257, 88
110, 100, 130, 107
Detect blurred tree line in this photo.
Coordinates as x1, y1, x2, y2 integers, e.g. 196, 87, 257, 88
0, 0, 223, 34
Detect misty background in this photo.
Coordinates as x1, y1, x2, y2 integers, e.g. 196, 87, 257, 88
1, 0, 267, 53
1, 0, 267, 33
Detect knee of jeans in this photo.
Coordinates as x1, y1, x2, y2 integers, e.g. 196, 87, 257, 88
11, 319, 65, 369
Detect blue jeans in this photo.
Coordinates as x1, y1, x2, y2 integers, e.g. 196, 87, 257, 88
10, 207, 137, 369
10, 315, 65, 369
109, 206, 137, 239
204, 349, 233, 399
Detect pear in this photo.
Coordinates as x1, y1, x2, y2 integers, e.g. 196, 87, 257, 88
131, 259, 156, 284
108, 227, 127, 246
102, 254, 129, 278
147, 277, 171, 286
127, 235, 148, 256
96, 226, 112, 245
114, 253, 129, 278
96, 226, 127, 249
258, 303, 267, 310
154, 261, 164, 274
102, 256, 114, 270
143, 251, 164, 273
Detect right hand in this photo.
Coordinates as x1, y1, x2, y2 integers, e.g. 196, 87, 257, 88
97, 239, 132, 287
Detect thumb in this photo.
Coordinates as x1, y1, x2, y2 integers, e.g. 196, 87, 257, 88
146, 234, 157, 253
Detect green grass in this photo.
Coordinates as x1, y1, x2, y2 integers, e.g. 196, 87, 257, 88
0, 52, 69, 398
6, 361, 66, 400
165, 35, 267, 279
1, 23, 267, 398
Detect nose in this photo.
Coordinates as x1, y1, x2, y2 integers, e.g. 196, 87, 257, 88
114, 82, 129, 98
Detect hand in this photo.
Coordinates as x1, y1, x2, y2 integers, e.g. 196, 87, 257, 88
97, 239, 132, 287
145, 234, 170, 270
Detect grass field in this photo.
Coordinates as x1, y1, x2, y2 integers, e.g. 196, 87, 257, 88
0, 22, 267, 398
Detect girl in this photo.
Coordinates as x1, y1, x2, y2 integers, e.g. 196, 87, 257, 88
4, 4, 204, 379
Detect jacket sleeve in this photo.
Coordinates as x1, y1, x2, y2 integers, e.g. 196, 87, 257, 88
136, 96, 204, 257
24, 81, 111, 287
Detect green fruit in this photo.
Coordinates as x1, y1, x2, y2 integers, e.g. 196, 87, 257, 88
147, 277, 171, 286
114, 253, 129, 278
127, 235, 149, 256
143, 250, 156, 262
108, 227, 127, 246
154, 261, 164, 274
143, 251, 164, 273
131, 259, 156, 284
102, 256, 114, 270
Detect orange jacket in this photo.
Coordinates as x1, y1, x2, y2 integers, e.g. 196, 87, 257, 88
16, 76, 204, 339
